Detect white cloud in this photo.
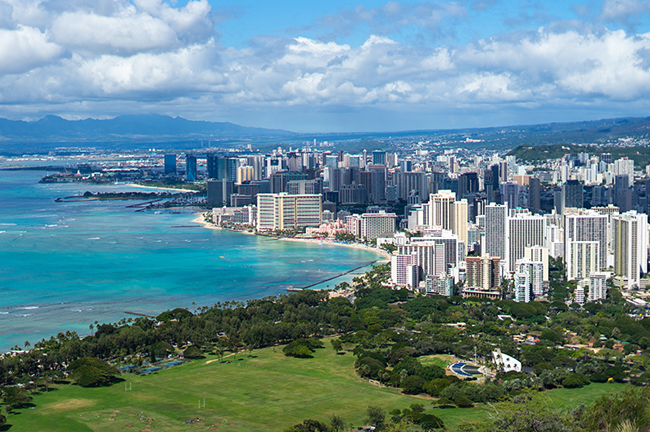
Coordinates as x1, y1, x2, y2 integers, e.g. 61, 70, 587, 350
0, 25, 62, 74
50, 10, 179, 54
1, 0, 650, 130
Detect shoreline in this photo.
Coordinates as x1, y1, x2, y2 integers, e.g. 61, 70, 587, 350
193, 212, 390, 260
124, 183, 200, 193
278, 237, 390, 260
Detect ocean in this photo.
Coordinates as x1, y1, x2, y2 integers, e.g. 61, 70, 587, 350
0, 166, 380, 351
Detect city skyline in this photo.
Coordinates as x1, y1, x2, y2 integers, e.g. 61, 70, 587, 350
0, 0, 650, 132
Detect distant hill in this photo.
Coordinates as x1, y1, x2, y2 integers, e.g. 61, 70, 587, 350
508, 143, 650, 168
1, 113, 650, 155
0, 114, 295, 143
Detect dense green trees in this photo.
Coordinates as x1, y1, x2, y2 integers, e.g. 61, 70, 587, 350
182, 346, 204, 359
68, 357, 120, 387
1, 260, 649, 431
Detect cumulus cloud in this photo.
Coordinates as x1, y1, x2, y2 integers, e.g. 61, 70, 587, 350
50, 10, 179, 54
1, 0, 650, 130
0, 25, 62, 74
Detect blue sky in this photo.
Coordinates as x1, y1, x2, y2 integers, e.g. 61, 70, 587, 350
0, 0, 650, 132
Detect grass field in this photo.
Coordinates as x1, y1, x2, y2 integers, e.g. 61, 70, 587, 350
5, 341, 630, 431
418, 354, 458, 369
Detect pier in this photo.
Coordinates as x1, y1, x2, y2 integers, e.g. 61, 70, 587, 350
297, 260, 378, 290
125, 311, 157, 318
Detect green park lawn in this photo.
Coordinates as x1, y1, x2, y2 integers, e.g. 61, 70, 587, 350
5, 341, 631, 432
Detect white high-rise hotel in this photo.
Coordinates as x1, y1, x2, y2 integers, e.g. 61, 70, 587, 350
256, 193, 322, 231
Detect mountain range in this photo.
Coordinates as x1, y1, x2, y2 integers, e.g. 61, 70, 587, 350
0, 114, 295, 143
1, 114, 650, 155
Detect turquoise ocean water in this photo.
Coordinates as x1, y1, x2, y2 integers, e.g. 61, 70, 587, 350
0, 166, 380, 351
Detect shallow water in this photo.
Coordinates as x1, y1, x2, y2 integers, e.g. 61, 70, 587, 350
0, 167, 379, 351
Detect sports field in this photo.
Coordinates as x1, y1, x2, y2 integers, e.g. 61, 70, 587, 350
5, 341, 629, 431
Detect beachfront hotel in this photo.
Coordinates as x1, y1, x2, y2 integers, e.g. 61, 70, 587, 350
256, 193, 322, 231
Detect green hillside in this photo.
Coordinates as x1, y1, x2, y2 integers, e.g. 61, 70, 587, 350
508, 144, 650, 168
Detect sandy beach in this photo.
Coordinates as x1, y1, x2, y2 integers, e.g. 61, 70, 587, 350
192, 213, 257, 235
279, 237, 390, 260
193, 212, 390, 259
125, 183, 200, 193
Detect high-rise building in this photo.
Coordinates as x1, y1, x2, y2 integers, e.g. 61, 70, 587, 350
266, 156, 283, 178
372, 151, 386, 166
185, 154, 197, 181
270, 171, 307, 193
464, 255, 501, 299
613, 157, 634, 178
515, 259, 545, 298
562, 180, 584, 210
567, 241, 600, 281
514, 271, 530, 303
499, 160, 509, 183
500, 182, 520, 208
397, 172, 428, 201
206, 154, 236, 180
256, 193, 322, 231
236, 166, 254, 185
485, 203, 508, 264
613, 174, 633, 212
454, 199, 468, 252
425, 272, 454, 296
206, 154, 220, 179
485, 164, 500, 203
287, 179, 323, 195
397, 242, 446, 280
361, 211, 397, 239
458, 172, 479, 199
164, 154, 177, 174
246, 155, 264, 180
226, 158, 239, 182
412, 231, 461, 269
575, 286, 585, 304
507, 211, 546, 273
207, 180, 234, 207
429, 190, 456, 230
589, 273, 608, 302
339, 184, 368, 204
391, 253, 419, 288
613, 211, 648, 288
564, 210, 608, 270
528, 177, 541, 212
524, 246, 549, 283
367, 166, 387, 202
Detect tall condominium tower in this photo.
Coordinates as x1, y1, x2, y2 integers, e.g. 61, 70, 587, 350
528, 177, 541, 212
429, 190, 456, 230
613, 211, 648, 289
464, 255, 501, 299
485, 203, 508, 265
564, 209, 608, 271
185, 154, 197, 182
562, 180, 584, 211
507, 212, 546, 273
